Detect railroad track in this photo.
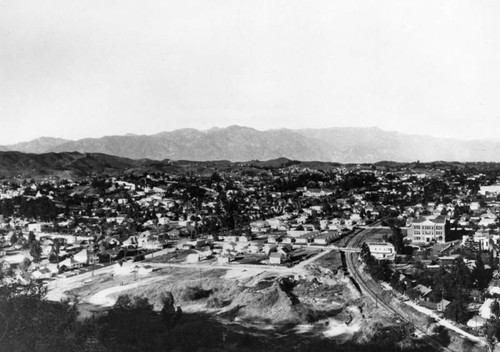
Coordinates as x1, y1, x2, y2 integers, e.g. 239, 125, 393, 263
343, 220, 454, 352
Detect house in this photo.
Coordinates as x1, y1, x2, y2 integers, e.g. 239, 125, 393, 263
268, 234, 283, 244
195, 246, 213, 260
73, 249, 98, 265
437, 299, 451, 312
248, 243, 263, 254
438, 255, 461, 266
367, 242, 396, 260
479, 298, 498, 319
281, 237, 295, 245
467, 315, 487, 329
263, 243, 278, 255
413, 284, 432, 301
217, 254, 232, 264
269, 247, 291, 265
479, 185, 500, 196
186, 253, 201, 263
295, 232, 319, 245
31, 267, 53, 280
27, 223, 43, 233
238, 235, 251, 243
59, 258, 83, 271
313, 232, 338, 246
269, 252, 284, 265
304, 188, 333, 198
122, 236, 138, 247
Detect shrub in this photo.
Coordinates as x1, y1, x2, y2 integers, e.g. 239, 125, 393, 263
181, 285, 212, 301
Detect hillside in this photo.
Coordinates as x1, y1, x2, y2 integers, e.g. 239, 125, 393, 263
2, 126, 500, 162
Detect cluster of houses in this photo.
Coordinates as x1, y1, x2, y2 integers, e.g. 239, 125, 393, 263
0, 163, 499, 294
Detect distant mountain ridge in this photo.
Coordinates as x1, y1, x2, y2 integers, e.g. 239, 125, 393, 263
2, 126, 499, 162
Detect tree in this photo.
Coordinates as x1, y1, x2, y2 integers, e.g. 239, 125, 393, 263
472, 253, 491, 290
19, 257, 31, 272
485, 317, 500, 351
102, 295, 159, 351
431, 325, 451, 347
367, 260, 393, 282
491, 300, 500, 319
30, 240, 42, 263
390, 226, 404, 254
448, 257, 472, 298
9, 233, 18, 246
161, 291, 179, 328
51, 238, 62, 269
360, 242, 374, 265
444, 299, 470, 324
0, 280, 101, 352
28, 231, 36, 244
406, 288, 421, 301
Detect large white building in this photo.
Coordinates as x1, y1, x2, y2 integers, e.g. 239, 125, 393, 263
367, 242, 395, 261
407, 215, 449, 244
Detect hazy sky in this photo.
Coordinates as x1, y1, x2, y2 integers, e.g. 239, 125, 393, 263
1, 0, 500, 144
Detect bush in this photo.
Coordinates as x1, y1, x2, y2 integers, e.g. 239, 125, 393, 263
181, 285, 212, 301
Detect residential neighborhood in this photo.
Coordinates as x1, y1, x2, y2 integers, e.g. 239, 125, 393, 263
2, 160, 500, 350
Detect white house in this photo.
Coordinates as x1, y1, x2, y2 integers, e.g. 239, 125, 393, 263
27, 223, 43, 233
367, 242, 396, 261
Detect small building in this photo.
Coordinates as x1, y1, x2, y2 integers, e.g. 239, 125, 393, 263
31, 267, 53, 280
438, 255, 461, 266
313, 232, 338, 246
295, 232, 319, 245
217, 254, 232, 264
73, 249, 98, 265
186, 253, 200, 263
27, 223, 43, 233
467, 315, 487, 329
267, 235, 283, 244
263, 243, 277, 255
413, 284, 432, 301
269, 252, 284, 265
282, 237, 295, 245
437, 299, 451, 312
248, 243, 263, 254
59, 258, 84, 271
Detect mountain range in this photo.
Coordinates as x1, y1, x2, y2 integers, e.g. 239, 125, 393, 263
2, 126, 499, 163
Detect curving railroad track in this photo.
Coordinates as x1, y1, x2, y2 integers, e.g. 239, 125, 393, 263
343, 220, 455, 352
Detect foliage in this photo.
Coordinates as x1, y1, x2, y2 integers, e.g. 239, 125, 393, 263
0, 283, 96, 352
491, 300, 500, 319
360, 243, 374, 265
18, 257, 31, 273
471, 253, 491, 290
181, 285, 212, 301
430, 325, 451, 347
0, 196, 58, 221
30, 240, 42, 263
389, 226, 405, 254
444, 299, 471, 324
10, 233, 18, 246
366, 260, 392, 282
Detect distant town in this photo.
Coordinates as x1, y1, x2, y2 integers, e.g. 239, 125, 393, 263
3, 157, 500, 351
